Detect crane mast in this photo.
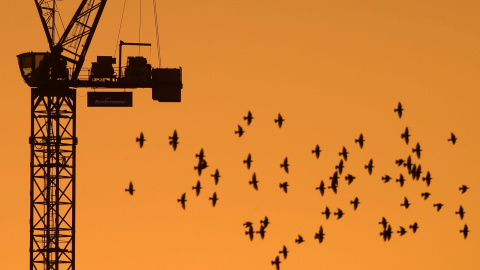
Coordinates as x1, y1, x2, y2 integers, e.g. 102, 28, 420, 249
19, 1, 182, 269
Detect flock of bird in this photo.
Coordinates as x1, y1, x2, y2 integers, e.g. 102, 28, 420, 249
124, 102, 469, 269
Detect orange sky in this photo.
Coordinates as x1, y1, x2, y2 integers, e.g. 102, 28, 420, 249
1, 0, 479, 269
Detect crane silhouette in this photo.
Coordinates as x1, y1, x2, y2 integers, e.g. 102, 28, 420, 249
17, 1, 182, 269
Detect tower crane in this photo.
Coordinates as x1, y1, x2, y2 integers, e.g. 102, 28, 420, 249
17, 1, 183, 269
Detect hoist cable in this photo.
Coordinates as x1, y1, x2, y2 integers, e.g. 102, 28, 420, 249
152, 0, 162, 67
114, 0, 128, 58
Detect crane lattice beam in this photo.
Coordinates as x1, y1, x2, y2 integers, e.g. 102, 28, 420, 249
30, 87, 76, 270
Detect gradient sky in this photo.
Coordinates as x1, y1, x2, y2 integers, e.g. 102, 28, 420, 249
1, 1, 479, 269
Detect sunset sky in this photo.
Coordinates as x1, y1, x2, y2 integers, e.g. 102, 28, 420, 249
1, 0, 479, 269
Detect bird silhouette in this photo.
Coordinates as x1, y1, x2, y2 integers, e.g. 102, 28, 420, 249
365, 159, 374, 175
345, 174, 356, 185
336, 159, 344, 175
422, 171, 432, 186
235, 125, 244, 137
394, 102, 404, 118
312, 145, 321, 159
400, 197, 410, 209
412, 142, 422, 159
192, 180, 202, 196
339, 146, 348, 161
295, 235, 304, 244
280, 157, 289, 173
316, 181, 326, 196
401, 127, 410, 144
322, 207, 331, 220
433, 203, 443, 211
243, 154, 253, 169
382, 175, 392, 183
397, 226, 407, 236
125, 181, 135, 195
421, 192, 431, 200
249, 173, 259, 190
136, 132, 145, 148
448, 132, 457, 145
459, 185, 469, 194
243, 111, 253, 125
211, 169, 221, 185
456, 206, 465, 220
177, 193, 187, 210
460, 224, 469, 239
279, 182, 289, 193
409, 222, 419, 233
209, 192, 218, 207
279, 245, 288, 259
355, 133, 365, 149
274, 113, 284, 128
350, 197, 360, 210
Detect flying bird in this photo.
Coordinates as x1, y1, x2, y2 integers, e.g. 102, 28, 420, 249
178, 193, 187, 210
279, 182, 289, 193
412, 142, 422, 159
235, 125, 244, 137
365, 159, 374, 175
169, 130, 179, 150
245, 225, 254, 241
244, 111, 254, 125
409, 222, 419, 233
280, 157, 289, 173
396, 174, 405, 187
448, 132, 457, 145
257, 225, 266, 239
316, 181, 326, 196
260, 216, 270, 228
382, 175, 392, 183
136, 132, 145, 148
334, 208, 344, 219
433, 203, 443, 211
395, 159, 405, 166
211, 169, 221, 185
397, 226, 407, 236
401, 127, 410, 144
355, 133, 365, 149
295, 235, 304, 244
380, 225, 392, 241
192, 180, 202, 196
345, 174, 356, 185
421, 192, 431, 200
249, 173, 259, 190
456, 205, 465, 220
336, 159, 344, 175
315, 226, 325, 243
125, 181, 135, 195
209, 192, 218, 207
459, 185, 469, 194
394, 102, 404, 118
422, 171, 432, 186
244, 153, 253, 169
400, 197, 410, 209
339, 146, 348, 161
322, 206, 331, 220
460, 224, 469, 239
271, 255, 281, 270
350, 197, 360, 210
196, 148, 206, 159
194, 158, 208, 176
274, 113, 284, 128
379, 217, 388, 229
312, 145, 321, 159
279, 245, 288, 259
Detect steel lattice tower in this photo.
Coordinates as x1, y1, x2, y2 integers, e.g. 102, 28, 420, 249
30, 87, 76, 270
